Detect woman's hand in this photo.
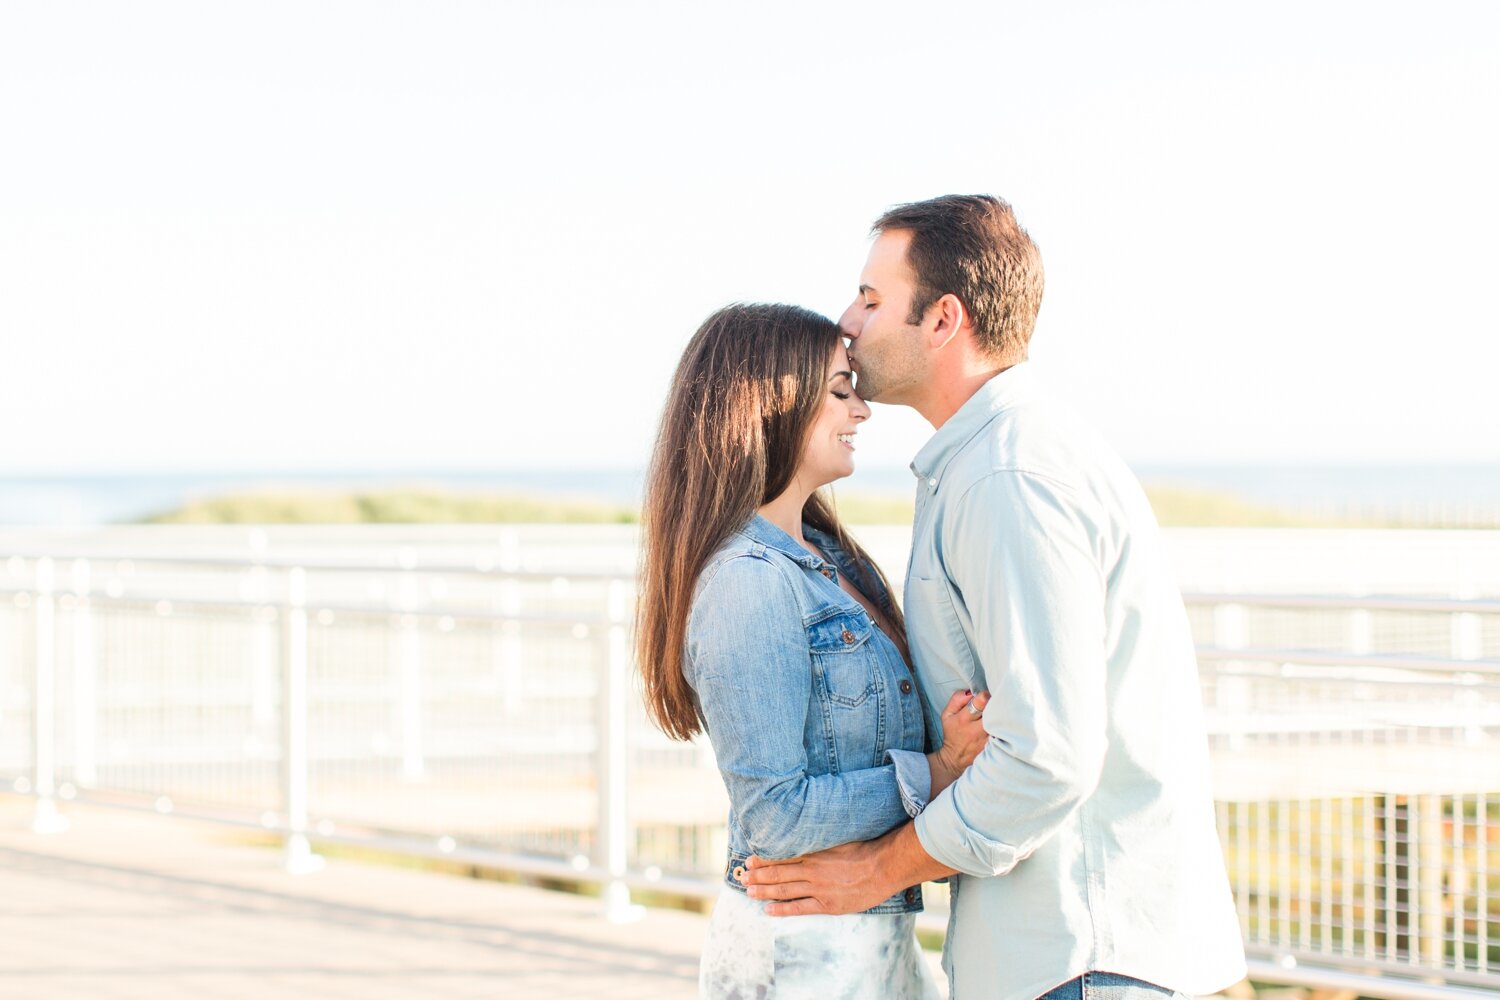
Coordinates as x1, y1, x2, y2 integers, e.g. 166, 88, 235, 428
926, 688, 991, 798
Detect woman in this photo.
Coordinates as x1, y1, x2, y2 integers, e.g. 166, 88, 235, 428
637, 303, 989, 998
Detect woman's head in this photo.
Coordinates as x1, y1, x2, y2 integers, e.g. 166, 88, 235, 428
637, 303, 896, 741
800, 338, 871, 491
655, 303, 861, 512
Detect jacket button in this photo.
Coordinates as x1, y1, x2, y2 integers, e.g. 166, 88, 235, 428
840, 629, 855, 644
903, 887, 917, 903
732, 865, 746, 881
899, 680, 913, 694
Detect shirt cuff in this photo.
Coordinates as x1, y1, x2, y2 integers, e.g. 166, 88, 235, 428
913, 783, 1022, 877
882, 748, 932, 818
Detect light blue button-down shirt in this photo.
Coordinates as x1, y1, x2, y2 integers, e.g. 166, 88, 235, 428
899, 363, 1246, 1000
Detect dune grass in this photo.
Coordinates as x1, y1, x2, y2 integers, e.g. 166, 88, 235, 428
143, 489, 639, 524
140, 483, 1341, 527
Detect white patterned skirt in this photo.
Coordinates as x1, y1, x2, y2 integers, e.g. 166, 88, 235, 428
699, 885, 942, 999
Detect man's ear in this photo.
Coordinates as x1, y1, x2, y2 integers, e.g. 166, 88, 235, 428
925, 293, 968, 351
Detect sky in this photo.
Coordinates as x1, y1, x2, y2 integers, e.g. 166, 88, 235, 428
2, 0, 1497, 476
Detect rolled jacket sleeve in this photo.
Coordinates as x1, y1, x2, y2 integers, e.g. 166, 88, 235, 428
913, 471, 1109, 877
883, 748, 932, 818
687, 554, 914, 860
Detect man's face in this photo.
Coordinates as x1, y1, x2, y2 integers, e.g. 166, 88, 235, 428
838, 229, 929, 405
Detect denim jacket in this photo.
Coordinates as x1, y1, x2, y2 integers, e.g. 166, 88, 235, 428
685, 514, 932, 914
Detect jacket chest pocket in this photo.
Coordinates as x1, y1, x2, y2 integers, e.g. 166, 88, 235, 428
807, 611, 879, 708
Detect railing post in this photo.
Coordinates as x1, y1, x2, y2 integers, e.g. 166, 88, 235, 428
1212, 601, 1250, 752
1349, 607, 1373, 655
71, 558, 97, 789
497, 577, 522, 719
1451, 597, 1482, 662
1415, 793, 1445, 968
397, 552, 424, 782
31, 557, 68, 833
596, 579, 640, 922
249, 534, 275, 730
281, 567, 323, 874
497, 529, 523, 720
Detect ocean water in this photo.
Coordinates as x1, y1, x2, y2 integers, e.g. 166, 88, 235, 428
2, 464, 1499, 526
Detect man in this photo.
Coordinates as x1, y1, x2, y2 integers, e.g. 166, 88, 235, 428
739, 195, 1246, 1000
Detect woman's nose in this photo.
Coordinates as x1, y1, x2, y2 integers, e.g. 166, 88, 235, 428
850, 396, 871, 421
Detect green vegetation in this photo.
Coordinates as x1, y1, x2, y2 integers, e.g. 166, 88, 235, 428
140, 483, 1477, 528
826, 492, 924, 525
831, 485, 1326, 527
143, 489, 639, 525
1140, 485, 1325, 528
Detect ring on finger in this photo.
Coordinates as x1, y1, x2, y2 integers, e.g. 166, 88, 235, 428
966, 700, 982, 716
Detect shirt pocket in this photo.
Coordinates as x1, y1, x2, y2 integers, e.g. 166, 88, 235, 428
905, 575, 981, 699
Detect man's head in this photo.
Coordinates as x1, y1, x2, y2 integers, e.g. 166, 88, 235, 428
840, 194, 1044, 410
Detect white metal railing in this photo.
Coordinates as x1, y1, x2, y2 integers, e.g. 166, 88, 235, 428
0, 541, 1497, 998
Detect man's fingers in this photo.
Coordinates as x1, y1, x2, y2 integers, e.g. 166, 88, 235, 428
746, 880, 816, 901
739, 862, 803, 885
765, 897, 829, 917
744, 854, 802, 870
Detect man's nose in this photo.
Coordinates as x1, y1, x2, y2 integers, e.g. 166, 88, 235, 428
837, 298, 862, 339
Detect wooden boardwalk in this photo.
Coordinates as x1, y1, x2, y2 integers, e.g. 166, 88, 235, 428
0, 799, 714, 1000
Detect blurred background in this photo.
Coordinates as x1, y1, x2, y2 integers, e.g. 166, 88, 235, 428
2, 2, 1498, 998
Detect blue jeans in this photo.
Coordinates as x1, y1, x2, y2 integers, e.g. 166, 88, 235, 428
1037, 972, 1190, 1000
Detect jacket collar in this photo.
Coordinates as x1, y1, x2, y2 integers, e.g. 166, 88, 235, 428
735, 514, 891, 607
736, 513, 829, 571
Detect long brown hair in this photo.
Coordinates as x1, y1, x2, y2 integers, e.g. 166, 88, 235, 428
637, 303, 904, 741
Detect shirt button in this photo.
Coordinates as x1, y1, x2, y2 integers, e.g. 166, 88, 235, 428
927, 477, 937, 488
903, 887, 917, 903
899, 680, 913, 694
840, 629, 856, 644
821, 567, 834, 579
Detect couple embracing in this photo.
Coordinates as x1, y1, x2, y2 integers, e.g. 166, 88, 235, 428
637, 195, 1246, 1000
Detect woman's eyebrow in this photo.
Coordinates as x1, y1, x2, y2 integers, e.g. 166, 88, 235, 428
828, 370, 854, 383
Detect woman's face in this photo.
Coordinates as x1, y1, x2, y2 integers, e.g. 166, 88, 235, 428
797, 341, 871, 490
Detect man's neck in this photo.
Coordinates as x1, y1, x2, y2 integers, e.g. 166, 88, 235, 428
917, 362, 1017, 429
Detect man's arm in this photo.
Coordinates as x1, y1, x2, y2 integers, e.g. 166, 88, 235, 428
743, 819, 955, 916
912, 470, 1108, 877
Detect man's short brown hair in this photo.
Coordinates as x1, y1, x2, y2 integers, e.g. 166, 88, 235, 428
873, 194, 1044, 362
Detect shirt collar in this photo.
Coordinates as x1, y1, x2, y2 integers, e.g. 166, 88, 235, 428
910, 362, 1035, 488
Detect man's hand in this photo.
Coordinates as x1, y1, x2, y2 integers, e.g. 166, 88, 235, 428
740, 839, 895, 916
739, 823, 956, 916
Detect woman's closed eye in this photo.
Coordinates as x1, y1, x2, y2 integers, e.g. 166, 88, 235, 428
831, 390, 851, 400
